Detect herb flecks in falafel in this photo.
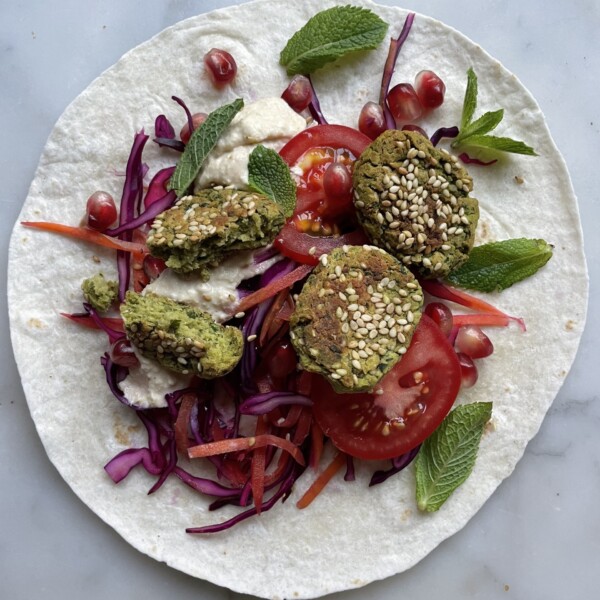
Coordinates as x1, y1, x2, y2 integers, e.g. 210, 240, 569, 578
290, 245, 423, 393
146, 187, 284, 277
352, 130, 479, 278
120, 291, 243, 378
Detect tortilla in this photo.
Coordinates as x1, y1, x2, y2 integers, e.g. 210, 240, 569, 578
7, 0, 587, 598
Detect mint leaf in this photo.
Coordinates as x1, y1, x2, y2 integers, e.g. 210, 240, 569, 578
447, 238, 552, 292
460, 67, 478, 130
248, 145, 297, 218
169, 98, 243, 197
280, 6, 388, 76
416, 402, 492, 512
456, 109, 504, 143
455, 134, 537, 156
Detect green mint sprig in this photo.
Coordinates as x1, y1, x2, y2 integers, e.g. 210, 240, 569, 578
447, 238, 553, 292
416, 402, 493, 512
248, 145, 297, 218
169, 98, 244, 197
280, 6, 388, 76
452, 68, 537, 156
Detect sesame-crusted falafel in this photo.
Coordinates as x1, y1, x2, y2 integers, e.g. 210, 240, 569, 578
120, 291, 243, 378
352, 130, 479, 278
290, 245, 423, 393
146, 188, 284, 277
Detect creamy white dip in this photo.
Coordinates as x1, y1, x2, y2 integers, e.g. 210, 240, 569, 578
194, 97, 306, 190
120, 348, 191, 410
143, 249, 280, 322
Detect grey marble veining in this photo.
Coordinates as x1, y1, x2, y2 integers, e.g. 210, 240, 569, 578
1, 1, 599, 599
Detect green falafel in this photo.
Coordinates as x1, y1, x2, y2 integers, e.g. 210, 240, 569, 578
120, 291, 243, 378
290, 245, 423, 393
146, 188, 284, 277
352, 130, 479, 278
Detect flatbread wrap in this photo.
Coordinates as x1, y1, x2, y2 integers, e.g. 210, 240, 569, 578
7, 1, 587, 598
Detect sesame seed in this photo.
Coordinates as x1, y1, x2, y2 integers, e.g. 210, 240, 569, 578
247, 334, 257, 342
235, 312, 245, 319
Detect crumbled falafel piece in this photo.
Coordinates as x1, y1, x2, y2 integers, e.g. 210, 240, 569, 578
352, 130, 479, 278
81, 273, 117, 312
146, 188, 284, 277
120, 291, 243, 378
290, 245, 423, 393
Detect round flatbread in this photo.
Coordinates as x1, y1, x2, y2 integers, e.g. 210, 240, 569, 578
8, 0, 587, 598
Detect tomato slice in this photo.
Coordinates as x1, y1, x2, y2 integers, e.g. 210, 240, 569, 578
274, 222, 369, 265
279, 125, 371, 166
311, 315, 461, 460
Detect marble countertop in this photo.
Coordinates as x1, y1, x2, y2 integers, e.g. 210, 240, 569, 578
1, 1, 598, 599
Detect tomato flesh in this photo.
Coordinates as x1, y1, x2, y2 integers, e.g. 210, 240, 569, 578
311, 315, 461, 460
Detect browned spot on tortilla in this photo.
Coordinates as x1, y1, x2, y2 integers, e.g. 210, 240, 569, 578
505, 386, 512, 393
92, 255, 101, 263
485, 419, 496, 434
478, 220, 491, 242
113, 416, 141, 446
400, 508, 413, 522
565, 319, 575, 331
560, 370, 567, 377
514, 175, 524, 184
504, 584, 510, 592
27, 318, 45, 329
351, 579, 367, 586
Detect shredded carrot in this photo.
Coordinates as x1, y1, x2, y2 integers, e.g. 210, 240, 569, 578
452, 313, 517, 328
188, 434, 305, 466
234, 264, 312, 314
174, 394, 197, 456
263, 453, 291, 486
421, 279, 526, 331
259, 289, 288, 347
309, 421, 324, 469
292, 407, 313, 445
296, 452, 346, 509
250, 416, 269, 514
271, 404, 302, 429
21, 221, 148, 254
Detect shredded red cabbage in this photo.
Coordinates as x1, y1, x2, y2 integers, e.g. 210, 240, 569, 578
82, 303, 124, 344
172, 95, 194, 135
239, 391, 312, 415
430, 126, 459, 147
106, 189, 176, 236
369, 446, 420, 486
306, 75, 328, 125
154, 114, 175, 139
458, 152, 498, 166
144, 167, 176, 208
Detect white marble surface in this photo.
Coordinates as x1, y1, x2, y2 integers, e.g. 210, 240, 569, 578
1, 1, 598, 598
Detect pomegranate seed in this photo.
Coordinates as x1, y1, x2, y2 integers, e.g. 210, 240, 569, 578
402, 124, 428, 138
323, 163, 352, 202
457, 352, 478, 388
282, 75, 312, 112
203, 48, 237, 86
455, 325, 494, 359
415, 70, 446, 110
180, 112, 208, 144
86, 191, 117, 231
110, 339, 140, 368
387, 83, 423, 123
358, 101, 387, 140
424, 302, 453, 337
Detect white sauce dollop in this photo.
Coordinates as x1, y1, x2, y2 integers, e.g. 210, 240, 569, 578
194, 97, 306, 190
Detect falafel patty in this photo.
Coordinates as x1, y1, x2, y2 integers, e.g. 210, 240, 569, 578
121, 291, 243, 378
352, 130, 479, 278
146, 188, 284, 276
290, 245, 423, 393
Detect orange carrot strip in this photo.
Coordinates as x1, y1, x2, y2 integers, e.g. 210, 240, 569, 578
452, 313, 515, 328
61, 313, 125, 332
292, 407, 313, 445
234, 264, 312, 314
188, 434, 305, 466
296, 452, 346, 509
271, 404, 302, 429
174, 394, 197, 457
259, 289, 288, 347
21, 222, 147, 254
263, 453, 291, 486
250, 416, 269, 514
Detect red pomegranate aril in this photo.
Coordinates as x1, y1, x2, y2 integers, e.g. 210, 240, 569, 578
143, 255, 166, 281
180, 112, 208, 144
358, 101, 387, 140
282, 75, 312, 112
322, 163, 352, 202
402, 124, 428, 137
415, 70, 446, 109
111, 339, 140, 368
455, 325, 494, 359
86, 191, 117, 231
457, 352, 478, 388
387, 83, 423, 123
203, 48, 237, 86
424, 302, 454, 337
